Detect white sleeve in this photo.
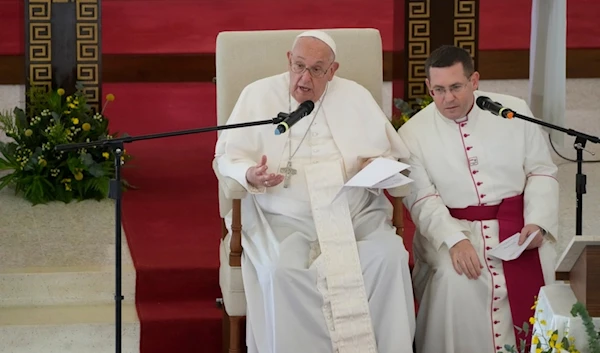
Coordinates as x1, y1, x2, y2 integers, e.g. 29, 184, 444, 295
399, 127, 470, 251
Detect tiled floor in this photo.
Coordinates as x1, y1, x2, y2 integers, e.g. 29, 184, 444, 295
0, 79, 599, 352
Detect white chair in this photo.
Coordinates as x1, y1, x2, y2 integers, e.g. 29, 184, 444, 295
212, 28, 407, 353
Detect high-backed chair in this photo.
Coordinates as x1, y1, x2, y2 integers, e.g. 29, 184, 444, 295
213, 28, 408, 353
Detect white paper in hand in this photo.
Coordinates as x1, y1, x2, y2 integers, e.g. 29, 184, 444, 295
487, 230, 539, 261
332, 157, 413, 202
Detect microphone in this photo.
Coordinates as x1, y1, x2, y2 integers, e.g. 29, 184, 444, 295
274, 100, 315, 135
476, 96, 515, 119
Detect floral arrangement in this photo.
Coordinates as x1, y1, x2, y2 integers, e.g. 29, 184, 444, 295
391, 95, 433, 130
0, 83, 132, 205
501, 298, 600, 353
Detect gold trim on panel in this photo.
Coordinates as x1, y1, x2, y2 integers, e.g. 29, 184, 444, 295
408, 1, 430, 18
454, 0, 477, 59
76, 0, 100, 112
454, 0, 476, 17
406, 0, 431, 105
29, 0, 51, 21
28, 0, 52, 91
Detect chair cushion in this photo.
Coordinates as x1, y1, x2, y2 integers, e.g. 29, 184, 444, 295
219, 233, 247, 317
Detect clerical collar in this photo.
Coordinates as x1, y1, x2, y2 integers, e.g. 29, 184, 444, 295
452, 100, 476, 124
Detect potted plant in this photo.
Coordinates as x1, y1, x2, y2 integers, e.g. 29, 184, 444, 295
0, 83, 133, 205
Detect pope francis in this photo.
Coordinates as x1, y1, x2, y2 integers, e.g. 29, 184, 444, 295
214, 30, 416, 353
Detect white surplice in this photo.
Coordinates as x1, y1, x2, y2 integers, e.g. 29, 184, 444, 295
215, 72, 416, 353
398, 91, 560, 353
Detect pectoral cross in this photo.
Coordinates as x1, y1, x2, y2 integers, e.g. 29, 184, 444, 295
280, 161, 297, 188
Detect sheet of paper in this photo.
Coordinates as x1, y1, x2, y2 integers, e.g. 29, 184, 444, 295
487, 230, 539, 261
372, 172, 413, 189
332, 157, 413, 202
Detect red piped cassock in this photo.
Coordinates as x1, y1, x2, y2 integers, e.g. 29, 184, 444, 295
399, 90, 559, 353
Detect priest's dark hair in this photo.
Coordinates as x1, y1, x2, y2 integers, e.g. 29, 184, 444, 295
425, 45, 475, 79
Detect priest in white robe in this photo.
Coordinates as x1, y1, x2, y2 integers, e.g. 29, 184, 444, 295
215, 30, 416, 353
398, 45, 559, 353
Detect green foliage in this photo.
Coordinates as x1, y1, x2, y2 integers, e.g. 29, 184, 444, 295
391, 94, 433, 130
0, 85, 132, 205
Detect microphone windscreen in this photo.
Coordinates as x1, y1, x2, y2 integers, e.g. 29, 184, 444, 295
300, 100, 315, 113
475, 96, 489, 110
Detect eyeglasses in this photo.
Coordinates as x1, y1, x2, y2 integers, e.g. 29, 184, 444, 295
430, 82, 470, 97
290, 62, 331, 78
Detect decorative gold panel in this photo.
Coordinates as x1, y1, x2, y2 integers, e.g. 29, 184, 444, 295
27, 0, 52, 92
26, 0, 101, 112
406, 0, 431, 105
454, 0, 477, 59
76, 0, 100, 112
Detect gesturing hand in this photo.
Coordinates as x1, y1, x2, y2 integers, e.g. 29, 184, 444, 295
246, 155, 284, 188
450, 239, 484, 279
518, 224, 543, 250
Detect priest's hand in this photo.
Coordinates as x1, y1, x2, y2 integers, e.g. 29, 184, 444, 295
518, 224, 543, 250
450, 239, 483, 279
246, 155, 284, 188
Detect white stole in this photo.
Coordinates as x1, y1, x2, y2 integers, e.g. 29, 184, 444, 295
305, 160, 377, 353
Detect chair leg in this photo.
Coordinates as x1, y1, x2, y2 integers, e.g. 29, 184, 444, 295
228, 316, 242, 353
221, 305, 245, 353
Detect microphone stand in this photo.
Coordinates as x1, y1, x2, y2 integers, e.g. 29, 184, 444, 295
54, 114, 287, 353
509, 112, 600, 236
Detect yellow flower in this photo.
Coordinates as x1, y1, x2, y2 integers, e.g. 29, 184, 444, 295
24, 129, 33, 137
67, 96, 72, 102
556, 342, 563, 349
38, 158, 47, 167
551, 333, 558, 341
106, 93, 115, 102
532, 336, 539, 345
82, 123, 91, 131
68, 103, 75, 109
540, 320, 547, 326
57, 88, 65, 96
71, 118, 79, 125
529, 317, 536, 325
65, 184, 71, 191
74, 171, 83, 181
102, 152, 110, 159
535, 349, 542, 353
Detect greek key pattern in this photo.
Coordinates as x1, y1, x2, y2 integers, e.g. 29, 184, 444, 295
76, 0, 100, 112
406, 0, 431, 106
454, 0, 477, 59
27, 0, 52, 92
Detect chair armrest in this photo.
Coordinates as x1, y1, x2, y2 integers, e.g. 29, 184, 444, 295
391, 196, 405, 237
212, 158, 248, 200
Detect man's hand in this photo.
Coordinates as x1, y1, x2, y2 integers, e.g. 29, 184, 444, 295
360, 158, 375, 170
246, 155, 284, 188
518, 224, 543, 250
450, 239, 484, 279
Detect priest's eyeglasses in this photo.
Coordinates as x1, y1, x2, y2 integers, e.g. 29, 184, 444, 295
430, 82, 469, 97
291, 62, 330, 78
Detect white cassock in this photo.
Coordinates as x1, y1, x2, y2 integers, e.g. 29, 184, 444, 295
215, 72, 416, 353
398, 90, 559, 353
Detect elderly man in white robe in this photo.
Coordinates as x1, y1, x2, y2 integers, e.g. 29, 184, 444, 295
398, 45, 559, 353
214, 30, 416, 353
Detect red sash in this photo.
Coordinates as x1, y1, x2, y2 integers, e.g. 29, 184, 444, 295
448, 194, 544, 348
